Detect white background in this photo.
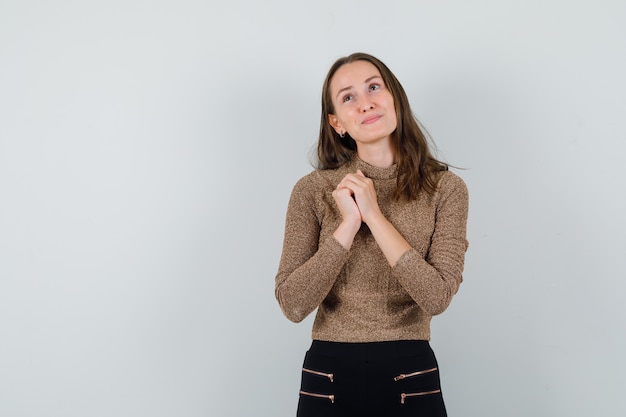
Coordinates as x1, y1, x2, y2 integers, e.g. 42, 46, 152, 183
1, 1, 625, 416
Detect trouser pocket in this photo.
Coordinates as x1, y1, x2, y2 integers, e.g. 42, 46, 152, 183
299, 367, 335, 403
394, 366, 441, 404
393, 364, 446, 415
297, 351, 337, 416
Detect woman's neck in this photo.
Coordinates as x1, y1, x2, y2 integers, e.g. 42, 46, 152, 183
356, 143, 396, 168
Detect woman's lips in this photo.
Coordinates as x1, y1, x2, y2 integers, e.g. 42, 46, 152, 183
361, 115, 382, 125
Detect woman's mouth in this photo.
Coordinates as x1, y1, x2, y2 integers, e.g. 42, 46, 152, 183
361, 115, 382, 125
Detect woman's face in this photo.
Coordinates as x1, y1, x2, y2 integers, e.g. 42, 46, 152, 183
328, 60, 397, 148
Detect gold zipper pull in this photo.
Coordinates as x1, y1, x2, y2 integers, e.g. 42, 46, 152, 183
394, 367, 437, 381
302, 368, 334, 382
400, 389, 441, 404
299, 390, 335, 403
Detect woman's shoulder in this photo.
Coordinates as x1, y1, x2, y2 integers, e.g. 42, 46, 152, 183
435, 169, 469, 199
437, 169, 465, 186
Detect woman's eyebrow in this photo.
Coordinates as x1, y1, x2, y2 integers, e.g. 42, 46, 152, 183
335, 75, 382, 99
364, 75, 382, 83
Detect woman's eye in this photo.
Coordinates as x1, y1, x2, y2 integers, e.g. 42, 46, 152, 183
369, 84, 380, 91
342, 94, 353, 103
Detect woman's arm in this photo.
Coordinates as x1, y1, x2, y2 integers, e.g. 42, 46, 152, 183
391, 173, 469, 315
274, 175, 354, 323
338, 170, 469, 315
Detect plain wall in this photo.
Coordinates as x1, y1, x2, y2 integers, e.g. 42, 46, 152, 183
1, 1, 625, 416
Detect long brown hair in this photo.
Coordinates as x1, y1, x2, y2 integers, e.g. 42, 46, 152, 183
317, 52, 448, 200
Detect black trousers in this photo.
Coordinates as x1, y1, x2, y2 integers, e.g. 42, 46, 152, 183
296, 340, 447, 417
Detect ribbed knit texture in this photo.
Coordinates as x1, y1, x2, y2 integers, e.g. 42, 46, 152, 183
275, 156, 469, 342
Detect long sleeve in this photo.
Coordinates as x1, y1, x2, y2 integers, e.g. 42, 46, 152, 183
274, 160, 469, 343
391, 172, 469, 315
275, 175, 350, 323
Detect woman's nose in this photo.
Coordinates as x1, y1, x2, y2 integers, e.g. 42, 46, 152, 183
361, 100, 374, 112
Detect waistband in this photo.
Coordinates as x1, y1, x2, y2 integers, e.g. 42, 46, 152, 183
309, 339, 432, 360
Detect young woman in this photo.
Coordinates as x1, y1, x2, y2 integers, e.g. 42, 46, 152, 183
275, 53, 469, 417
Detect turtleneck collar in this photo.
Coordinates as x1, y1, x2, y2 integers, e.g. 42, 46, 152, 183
351, 155, 398, 180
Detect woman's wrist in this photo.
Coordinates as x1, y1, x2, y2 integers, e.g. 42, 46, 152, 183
333, 219, 361, 250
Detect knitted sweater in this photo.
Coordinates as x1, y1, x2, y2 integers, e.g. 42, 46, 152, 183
275, 156, 469, 342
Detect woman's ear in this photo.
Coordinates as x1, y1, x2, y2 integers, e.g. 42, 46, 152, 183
328, 114, 343, 135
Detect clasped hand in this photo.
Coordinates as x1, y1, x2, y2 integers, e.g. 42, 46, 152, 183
332, 169, 382, 226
